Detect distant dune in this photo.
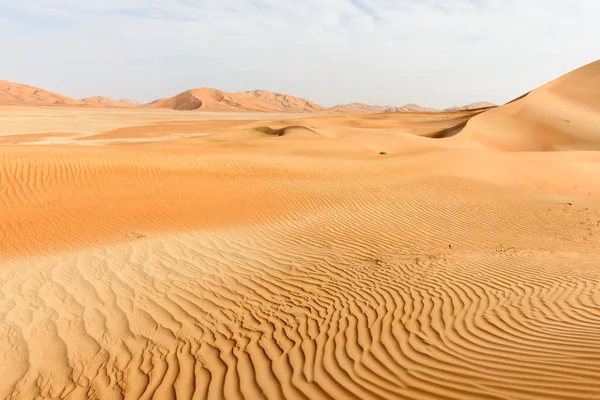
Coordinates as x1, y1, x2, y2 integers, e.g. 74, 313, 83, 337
143, 91, 481, 113
2, 80, 491, 113
80, 96, 140, 107
329, 103, 437, 113
0, 80, 82, 106
0, 81, 142, 108
444, 101, 496, 111
397, 103, 437, 112
144, 88, 326, 113
119, 98, 141, 106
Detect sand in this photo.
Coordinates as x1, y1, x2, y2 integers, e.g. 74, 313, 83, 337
2, 62, 600, 399
0, 81, 82, 107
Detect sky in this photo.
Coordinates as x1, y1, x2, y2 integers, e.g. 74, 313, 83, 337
0, 0, 598, 108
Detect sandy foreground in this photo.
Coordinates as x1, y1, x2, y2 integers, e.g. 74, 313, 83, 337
1, 88, 600, 400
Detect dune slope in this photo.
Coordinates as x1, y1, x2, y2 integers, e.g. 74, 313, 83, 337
0, 80, 83, 106
1, 127, 600, 399
454, 60, 600, 150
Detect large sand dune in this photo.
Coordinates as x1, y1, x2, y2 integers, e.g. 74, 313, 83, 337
453, 61, 600, 150
1, 62, 600, 399
0, 82, 141, 109
0, 81, 82, 107
144, 88, 326, 113
1, 80, 490, 113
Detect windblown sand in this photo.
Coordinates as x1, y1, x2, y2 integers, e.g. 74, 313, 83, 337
2, 64, 600, 400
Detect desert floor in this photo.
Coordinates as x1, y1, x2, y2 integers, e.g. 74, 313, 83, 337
1, 106, 600, 399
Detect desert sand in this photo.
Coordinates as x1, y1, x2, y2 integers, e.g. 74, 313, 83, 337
1, 61, 600, 399
0, 80, 83, 107
0, 82, 139, 109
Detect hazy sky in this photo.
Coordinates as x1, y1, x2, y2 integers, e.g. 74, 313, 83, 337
1, 0, 598, 108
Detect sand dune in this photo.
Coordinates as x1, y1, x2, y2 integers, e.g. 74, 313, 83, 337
144, 88, 326, 113
2, 61, 600, 399
328, 103, 435, 113
0, 80, 83, 107
1, 80, 491, 113
80, 96, 140, 108
329, 102, 395, 113
143, 92, 480, 114
0, 81, 141, 109
453, 60, 600, 151
397, 103, 436, 112
444, 102, 496, 112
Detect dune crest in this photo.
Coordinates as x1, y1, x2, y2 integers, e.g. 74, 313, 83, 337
1, 80, 493, 113
0, 81, 142, 108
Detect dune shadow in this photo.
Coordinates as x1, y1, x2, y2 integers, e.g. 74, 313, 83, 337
254, 125, 321, 137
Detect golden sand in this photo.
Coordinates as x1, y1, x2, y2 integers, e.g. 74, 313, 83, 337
1, 62, 600, 399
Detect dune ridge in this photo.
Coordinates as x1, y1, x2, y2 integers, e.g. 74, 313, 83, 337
146, 90, 447, 114
0, 80, 82, 107
1, 60, 600, 399
1, 80, 493, 113
453, 60, 600, 151
0, 81, 142, 108
144, 88, 327, 113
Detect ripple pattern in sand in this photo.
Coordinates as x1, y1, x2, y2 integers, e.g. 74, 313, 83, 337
1, 221, 600, 400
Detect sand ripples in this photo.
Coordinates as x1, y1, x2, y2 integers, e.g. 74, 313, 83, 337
2, 102, 600, 398
2, 214, 600, 399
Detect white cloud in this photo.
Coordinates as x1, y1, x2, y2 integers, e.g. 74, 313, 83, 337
0, 0, 598, 107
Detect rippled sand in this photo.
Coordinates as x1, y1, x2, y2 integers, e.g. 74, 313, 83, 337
2, 62, 600, 400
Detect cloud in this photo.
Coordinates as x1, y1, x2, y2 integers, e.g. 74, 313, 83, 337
0, 0, 598, 107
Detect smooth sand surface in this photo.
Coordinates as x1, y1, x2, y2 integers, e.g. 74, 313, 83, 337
2, 63, 600, 399
0, 81, 82, 107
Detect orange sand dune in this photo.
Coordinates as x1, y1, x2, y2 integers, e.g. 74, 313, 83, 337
0, 81, 141, 109
2, 61, 600, 399
454, 60, 600, 150
0, 80, 83, 106
329, 102, 395, 113
145, 88, 326, 112
1, 79, 493, 114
